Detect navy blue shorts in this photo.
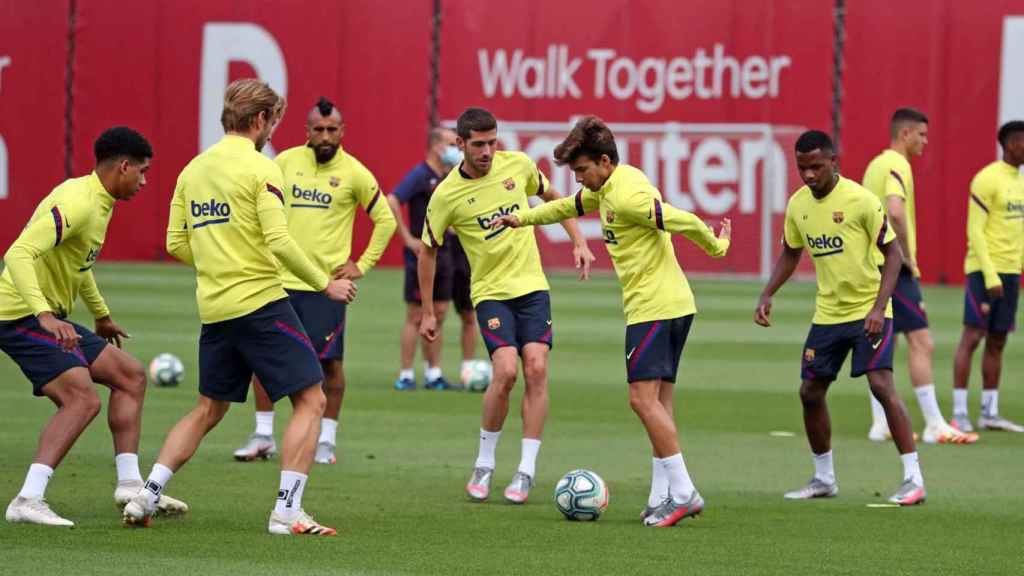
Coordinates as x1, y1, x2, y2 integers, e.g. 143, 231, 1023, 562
890, 266, 929, 333
199, 298, 324, 403
964, 272, 1019, 334
404, 246, 454, 303
0, 315, 107, 396
625, 315, 693, 383
801, 318, 894, 382
286, 289, 346, 361
475, 291, 552, 356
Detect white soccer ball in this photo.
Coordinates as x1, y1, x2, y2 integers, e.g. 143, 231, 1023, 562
148, 353, 184, 387
554, 469, 609, 521
460, 359, 492, 392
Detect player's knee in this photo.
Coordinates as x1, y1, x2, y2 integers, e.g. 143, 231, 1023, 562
985, 334, 1007, 353
798, 381, 826, 406
910, 331, 934, 356
523, 357, 547, 386
298, 385, 327, 415
124, 359, 147, 397
64, 383, 102, 418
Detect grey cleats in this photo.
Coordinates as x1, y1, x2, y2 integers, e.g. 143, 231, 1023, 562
233, 433, 277, 461
887, 478, 926, 506
784, 478, 838, 500
466, 467, 493, 501
950, 413, 975, 433
643, 491, 704, 527
503, 472, 533, 504
314, 442, 337, 465
977, 414, 1024, 432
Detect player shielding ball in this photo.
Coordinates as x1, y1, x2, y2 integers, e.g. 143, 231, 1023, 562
495, 116, 731, 527
755, 130, 926, 506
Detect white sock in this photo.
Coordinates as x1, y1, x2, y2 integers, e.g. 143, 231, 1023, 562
648, 457, 669, 507
18, 463, 53, 499
115, 453, 143, 483
953, 388, 968, 416
517, 438, 541, 477
461, 360, 474, 375
143, 463, 174, 507
914, 384, 945, 426
255, 411, 274, 437
274, 470, 308, 518
399, 369, 414, 381
813, 451, 835, 485
981, 390, 999, 417
658, 453, 696, 502
474, 428, 501, 469
425, 365, 442, 382
900, 452, 924, 485
870, 395, 889, 428
319, 418, 338, 446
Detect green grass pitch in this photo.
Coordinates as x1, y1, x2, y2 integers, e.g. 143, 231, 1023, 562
1, 263, 1021, 575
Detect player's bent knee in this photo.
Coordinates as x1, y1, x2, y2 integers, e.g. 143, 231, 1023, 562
798, 381, 827, 406
294, 384, 327, 415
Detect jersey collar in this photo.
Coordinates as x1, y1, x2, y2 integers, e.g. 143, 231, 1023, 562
88, 171, 117, 208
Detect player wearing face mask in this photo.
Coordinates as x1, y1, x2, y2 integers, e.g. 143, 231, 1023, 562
386, 127, 479, 391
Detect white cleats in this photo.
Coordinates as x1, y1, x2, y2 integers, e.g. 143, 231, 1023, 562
5, 496, 74, 527
233, 434, 277, 461
267, 509, 337, 536
114, 480, 189, 516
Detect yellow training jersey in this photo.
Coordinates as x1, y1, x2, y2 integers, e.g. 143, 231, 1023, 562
422, 151, 550, 306
0, 172, 113, 320
964, 161, 1024, 288
166, 135, 328, 324
519, 164, 728, 325
783, 176, 896, 324
863, 149, 917, 274
274, 145, 396, 290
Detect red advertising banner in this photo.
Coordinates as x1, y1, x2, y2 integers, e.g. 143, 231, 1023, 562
842, 0, 1024, 285
68, 0, 432, 262
439, 0, 834, 278
0, 1, 69, 252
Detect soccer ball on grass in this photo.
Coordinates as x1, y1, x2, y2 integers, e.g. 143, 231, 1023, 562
554, 469, 609, 521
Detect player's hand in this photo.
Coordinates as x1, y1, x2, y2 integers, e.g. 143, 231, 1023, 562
94, 315, 131, 348
754, 294, 772, 327
987, 283, 1005, 301
333, 261, 364, 280
864, 307, 886, 341
324, 278, 357, 303
419, 313, 438, 342
37, 312, 81, 351
573, 242, 596, 281
718, 218, 732, 242
404, 236, 424, 256
493, 214, 521, 229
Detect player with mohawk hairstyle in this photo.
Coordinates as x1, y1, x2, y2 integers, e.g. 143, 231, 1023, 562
232, 95, 395, 466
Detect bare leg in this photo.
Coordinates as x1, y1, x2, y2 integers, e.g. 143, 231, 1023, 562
905, 328, 935, 388
520, 343, 549, 439
981, 332, 1007, 391
481, 347, 518, 431
629, 379, 679, 458
88, 346, 147, 455
868, 370, 917, 454
460, 309, 477, 361
401, 304, 421, 372
252, 376, 274, 412
280, 384, 326, 474
34, 368, 102, 468
322, 360, 345, 421
799, 378, 832, 455
953, 326, 986, 390
155, 395, 231, 471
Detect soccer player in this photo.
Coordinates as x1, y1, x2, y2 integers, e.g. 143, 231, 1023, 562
232, 97, 396, 465
494, 116, 731, 527
862, 108, 976, 444
1, 127, 187, 527
755, 130, 926, 506
418, 107, 595, 504
387, 127, 477, 391
950, 121, 1024, 433
123, 79, 356, 535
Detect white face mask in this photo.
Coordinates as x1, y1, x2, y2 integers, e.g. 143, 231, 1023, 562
440, 145, 463, 167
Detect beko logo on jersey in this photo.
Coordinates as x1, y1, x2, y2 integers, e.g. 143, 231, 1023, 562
291, 184, 332, 208
191, 199, 231, 228
1007, 200, 1024, 213
806, 233, 844, 257
479, 204, 520, 239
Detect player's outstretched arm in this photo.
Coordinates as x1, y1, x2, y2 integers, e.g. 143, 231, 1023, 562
625, 192, 730, 257
256, 182, 330, 292
754, 244, 802, 327
417, 243, 440, 341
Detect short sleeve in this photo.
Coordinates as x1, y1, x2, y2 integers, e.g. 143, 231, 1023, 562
782, 203, 804, 249
885, 168, 908, 200
864, 195, 895, 248
422, 190, 451, 248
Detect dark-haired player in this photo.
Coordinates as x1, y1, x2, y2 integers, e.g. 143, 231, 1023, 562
861, 108, 975, 444
124, 80, 356, 535
419, 107, 595, 504
2, 127, 187, 526
232, 97, 395, 465
755, 130, 926, 506
495, 116, 730, 527
951, 121, 1024, 433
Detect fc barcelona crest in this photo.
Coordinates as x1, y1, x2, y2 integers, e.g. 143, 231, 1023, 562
832, 211, 844, 224
606, 210, 615, 223
488, 317, 501, 330
804, 348, 816, 362
503, 178, 516, 191
329, 176, 341, 188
